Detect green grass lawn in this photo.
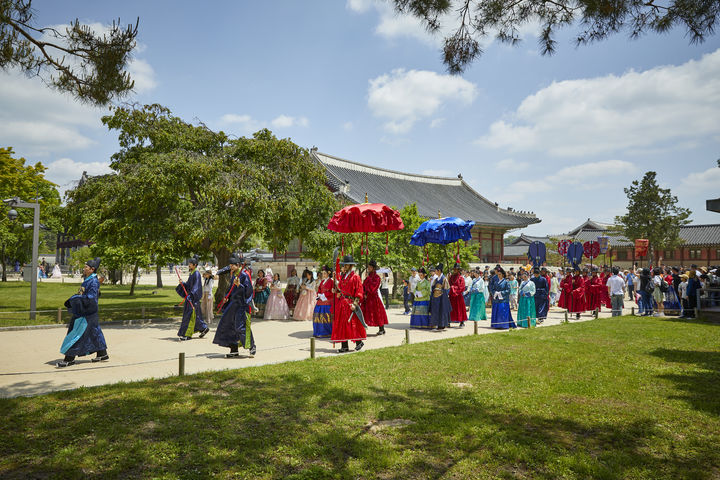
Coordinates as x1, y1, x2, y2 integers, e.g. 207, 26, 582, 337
0, 282, 183, 327
1, 317, 719, 479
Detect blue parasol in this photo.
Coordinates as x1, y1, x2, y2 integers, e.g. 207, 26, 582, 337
410, 217, 475, 247
527, 241, 546, 268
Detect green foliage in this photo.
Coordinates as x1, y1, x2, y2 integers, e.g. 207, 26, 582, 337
393, 0, 720, 73
0, 0, 138, 105
0, 147, 61, 280
65, 104, 336, 298
614, 171, 692, 263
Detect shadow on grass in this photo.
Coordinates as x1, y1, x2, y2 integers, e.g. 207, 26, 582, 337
650, 348, 720, 416
1, 365, 716, 479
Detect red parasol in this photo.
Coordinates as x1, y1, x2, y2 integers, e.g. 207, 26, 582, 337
327, 195, 404, 256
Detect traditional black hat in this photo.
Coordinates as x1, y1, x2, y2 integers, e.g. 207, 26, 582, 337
418, 267, 427, 275
228, 252, 244, 265
435, 262, 444, 272
188, 256, 199, 266
340, 255, 356, 265
565, 267, 572, 272
368, 259, 378, 269
85, 257, 101, 271
533, 267, 540, 274
453, 262, 461, 270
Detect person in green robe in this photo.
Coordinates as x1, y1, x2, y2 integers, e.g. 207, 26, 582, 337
468, 269, 488, 321
517, 270, 537, 328
409, 268, 432, 328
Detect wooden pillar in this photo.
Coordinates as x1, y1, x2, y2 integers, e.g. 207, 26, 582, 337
708, 247, 712, 268
500, 230, 504, 262
680, 246, 684, 267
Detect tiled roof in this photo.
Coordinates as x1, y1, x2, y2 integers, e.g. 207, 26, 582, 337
571, 229, 633, 247
313, 151, 540, 228
509, 233, 551, 246
679, 224, 720, 246
567, 219, 614, 236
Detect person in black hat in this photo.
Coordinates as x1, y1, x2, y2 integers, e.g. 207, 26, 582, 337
331, 255, 366, 352
531, 267, 549, 324
213, 253, 256, 357
429, 262, 451, 330
57, 257, 109, 367
175, 256, 210, 340
449, 262, 467, 327
361, 259, 388, 335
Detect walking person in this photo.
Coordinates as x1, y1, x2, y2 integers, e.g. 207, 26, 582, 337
410, 268, 432, 328
57, 257, 109, 367
516, 270, 536, 328
201, 267, 215, 324
312, 266, 334, 338
361, 259, 389, 335
402, 279, 412, 315
284, 268, 301, 315
380, 272, 390, 309
625, 269, 636, 301
531, 267, 549, 323
678, 274, 689, 317
490, 268, 515, 329
253, 269, 270, 318
507, 272, 519, 310
449, 263, 467, 327
331, 255, 366, 353
293, 269, 317, 321
213, 253, 256, 358
264, 273, 290, 320
638, 268, 654, 316
685, 270, 701, 318
468, 269, 488, 322
429, 263, 451, 331
175, 256, 209, 340
549, 271, 560, 306
607, 267, 625, 316
652, 268, 666, 317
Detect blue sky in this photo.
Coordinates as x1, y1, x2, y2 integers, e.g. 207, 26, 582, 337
2, 0, 719, 236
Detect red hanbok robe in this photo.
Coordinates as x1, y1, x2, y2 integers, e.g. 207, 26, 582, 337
331, 270, 366, 343
569, 274, 587, 313
586, 275, 604, 311
600, 274, 612, 309
558, 275, 573, 309
449, 272, 467, 323
361, 272, 388, 327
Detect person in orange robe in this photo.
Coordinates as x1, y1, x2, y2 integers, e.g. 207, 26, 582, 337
449, 263, 467, 327
361, 259, 388, 335
331, 255, 366, 353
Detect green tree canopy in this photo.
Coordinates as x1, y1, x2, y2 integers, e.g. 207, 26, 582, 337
393, 0, 720, 73
0, 146, 61, 281
0, 0, 138, 105
614, 171, 692, 265
65, 105, 336, 299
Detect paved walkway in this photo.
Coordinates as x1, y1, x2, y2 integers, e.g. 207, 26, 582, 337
0, 306, 625, 398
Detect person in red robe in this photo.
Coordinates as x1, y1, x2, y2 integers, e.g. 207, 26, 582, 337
449, 263, 467, 327
361, 259, 388, 335
558, 267, 573, 310
331, 255, 366, 353
586, 268, 604, 312
569, 268, 587, 319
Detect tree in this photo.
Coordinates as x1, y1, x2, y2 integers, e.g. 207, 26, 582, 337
0, 147, 61, 281
0, 0, 138, 105
392, 0, 720, 74
65, 104, 336, 300
614, 171, 691, 266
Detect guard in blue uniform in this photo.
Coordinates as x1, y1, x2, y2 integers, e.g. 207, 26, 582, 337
57, 257, 109, 367
531, 267, 550, 324
175, 256, 209, 340
429, 263, 451, 330
213, 253, 256, 357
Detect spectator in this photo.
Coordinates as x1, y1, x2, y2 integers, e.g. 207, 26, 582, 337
607, 267, 625, 317
625, 268, 636, 301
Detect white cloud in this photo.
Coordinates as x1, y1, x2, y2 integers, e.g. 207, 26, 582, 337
271, 115, 309, 128
127, 58, 157, 93
430, 118, 445, 128
678, 164, 720, 194
495, 158, 529, 171
343, 121, 354, 131
44, 157, 113, 198
477, 49, 720, 157
368, 69, 477, 134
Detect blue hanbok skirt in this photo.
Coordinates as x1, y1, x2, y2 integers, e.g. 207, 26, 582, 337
410, 300, 431, 328
517, 296, 536, 328
468, 292, 487, 321
491, 302, 516, 329
312, 304, 333, 338
62, 313, 107, 357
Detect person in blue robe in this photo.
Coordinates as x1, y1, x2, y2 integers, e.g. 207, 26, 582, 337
175, 256, 209, 340
429, 263, 451, 330
491, 268, 516, 329
531, 267, 550, 324
213, 253, 256, 357
57, 257, 109, 367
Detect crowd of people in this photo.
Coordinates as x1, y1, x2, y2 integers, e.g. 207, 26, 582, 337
55, 254, 719, 367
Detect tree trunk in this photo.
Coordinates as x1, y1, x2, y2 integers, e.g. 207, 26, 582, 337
392, 271, 398, 298
156, 264, 163, 288
213, 247, 231, 305
129, 262, 139, 295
